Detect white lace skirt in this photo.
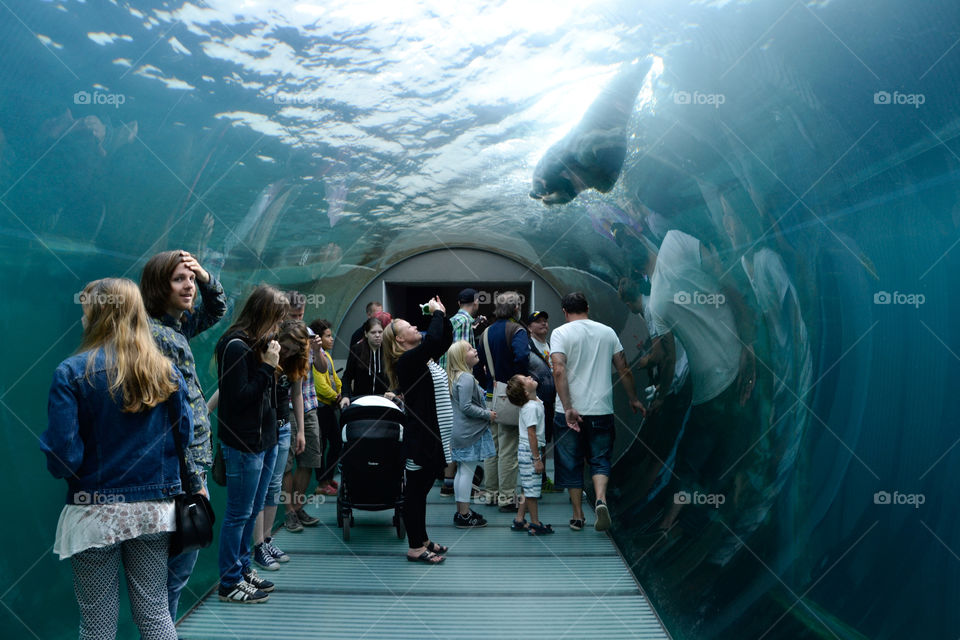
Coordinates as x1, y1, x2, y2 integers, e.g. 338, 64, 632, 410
54, 499, 176, 560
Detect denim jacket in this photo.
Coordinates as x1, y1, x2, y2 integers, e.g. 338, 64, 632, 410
41, 349, 198, 505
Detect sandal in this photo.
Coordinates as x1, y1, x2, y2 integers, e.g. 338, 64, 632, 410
511, 518, 529, 532
569, 519, 584, 531
407, 550, 445, 564
426, 541, 448, 554
528, 522, 555, 536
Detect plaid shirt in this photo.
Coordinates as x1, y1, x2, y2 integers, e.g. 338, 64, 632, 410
439, 309, 475, 368
301, 348, 319, 413
149, 277, 226, 492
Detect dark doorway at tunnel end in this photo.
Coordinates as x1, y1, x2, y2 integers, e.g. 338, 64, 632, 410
385, 281, 534, 326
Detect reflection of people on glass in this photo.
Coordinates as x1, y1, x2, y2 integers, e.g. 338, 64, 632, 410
618, 277, 692, 504
723, 208, 812, 475
709, 207, 813, 566
632, 229, 758, 548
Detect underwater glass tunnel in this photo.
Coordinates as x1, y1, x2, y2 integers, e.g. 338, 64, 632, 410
1, 0, 958, 638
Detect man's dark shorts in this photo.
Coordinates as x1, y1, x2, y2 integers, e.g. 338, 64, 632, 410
554, 413, 615, 488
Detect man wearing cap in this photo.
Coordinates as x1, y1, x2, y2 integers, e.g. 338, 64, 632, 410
526, 311, 558, 490
438, 288, 484, 368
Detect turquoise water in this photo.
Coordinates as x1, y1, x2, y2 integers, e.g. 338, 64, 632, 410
2, 0, 958, 638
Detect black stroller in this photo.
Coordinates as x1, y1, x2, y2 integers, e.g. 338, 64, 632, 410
336, 395, 406, 541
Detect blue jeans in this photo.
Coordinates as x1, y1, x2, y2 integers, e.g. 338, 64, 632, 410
218, 442, 277, 588
554, 413, 616, 488
167, 475, 208, 619
264, 423, 291, 507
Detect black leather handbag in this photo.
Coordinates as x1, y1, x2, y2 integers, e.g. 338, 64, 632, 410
168, 401, 216, 557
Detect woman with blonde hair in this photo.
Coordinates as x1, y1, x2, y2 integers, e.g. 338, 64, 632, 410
445, 340, 496, 528
382, 297, 453, 563
42, 278, 200, 639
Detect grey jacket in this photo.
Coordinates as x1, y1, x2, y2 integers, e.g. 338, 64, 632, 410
450, 373, 493, 450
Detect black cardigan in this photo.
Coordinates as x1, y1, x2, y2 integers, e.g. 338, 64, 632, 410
215, 331, 278, 453
342, 339, 389, 398
395, 311, 453, 475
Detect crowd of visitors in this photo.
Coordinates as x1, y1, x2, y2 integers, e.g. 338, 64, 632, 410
45, 240, 762, 635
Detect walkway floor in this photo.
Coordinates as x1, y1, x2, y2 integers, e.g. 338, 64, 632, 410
177, 486, 671, 639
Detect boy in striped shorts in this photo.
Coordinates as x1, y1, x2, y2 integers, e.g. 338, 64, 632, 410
506, 375, 554, 536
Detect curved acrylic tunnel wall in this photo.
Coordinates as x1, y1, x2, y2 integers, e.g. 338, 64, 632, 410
2, 0, 960, 639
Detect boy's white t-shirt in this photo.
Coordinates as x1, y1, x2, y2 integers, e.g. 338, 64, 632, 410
550, 318, 624, 415
518, 398, 545, 447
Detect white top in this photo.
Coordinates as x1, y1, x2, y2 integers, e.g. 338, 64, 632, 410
518, 398, 546, 446
641, 295, 690, 396
531, 337, 551, 367
743, 248, 812, 391
428, 360, 454, 464
54, 499, 176, 560
648, 230, 741, 405
550, 318, 624, 416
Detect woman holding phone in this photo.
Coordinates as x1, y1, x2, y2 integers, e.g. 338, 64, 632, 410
383, 296, 453, 563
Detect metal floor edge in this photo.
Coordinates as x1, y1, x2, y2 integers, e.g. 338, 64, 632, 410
177, 486, 672, 640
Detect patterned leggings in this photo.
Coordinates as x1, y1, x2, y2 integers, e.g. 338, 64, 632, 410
70, 532, 176, 640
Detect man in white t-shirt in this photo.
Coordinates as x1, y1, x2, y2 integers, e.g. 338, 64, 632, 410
633, 229, 758, 541
550, 292, 643, 532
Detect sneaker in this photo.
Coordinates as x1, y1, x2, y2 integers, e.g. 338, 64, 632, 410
253, 543, 279, 571
329, 479, 339, 490
297, 508, 320, 527
218, 580, 269, 603
453, 511, 488, 528
284, 510, 304, 533
317, 484, 338, 496
498, 501, 517, 513
242, 568, 275, 593
263, 539, 289, 563
569, 518, 584, 531
439, 483, 454, 497
595, 500, 611, 532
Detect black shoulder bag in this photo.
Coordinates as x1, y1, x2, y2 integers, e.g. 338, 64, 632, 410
168, 400, 216, 557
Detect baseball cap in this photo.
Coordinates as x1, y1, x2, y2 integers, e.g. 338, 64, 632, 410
526, 310, 548, 324
458, 288, 478, 304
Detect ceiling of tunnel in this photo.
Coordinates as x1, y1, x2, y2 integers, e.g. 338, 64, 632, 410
7, 0, 940, 292
2, 0, 958, 302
